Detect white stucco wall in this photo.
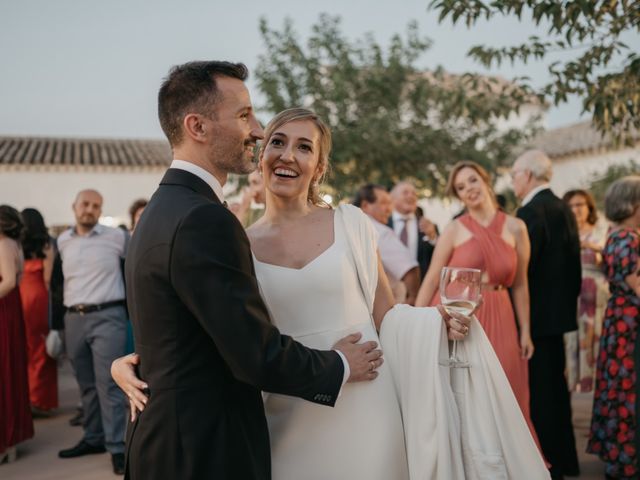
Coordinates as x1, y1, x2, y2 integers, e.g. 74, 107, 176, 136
548, 146, 640, 194
0, 166, 167, 227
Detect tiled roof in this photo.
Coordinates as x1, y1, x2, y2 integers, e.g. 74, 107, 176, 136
0, 136, 172, 167
529, 121, 639, 159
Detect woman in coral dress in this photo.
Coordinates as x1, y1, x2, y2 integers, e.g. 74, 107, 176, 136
0, 205, 33, 464
416, 161, 542, 451
19, 208, 58, 414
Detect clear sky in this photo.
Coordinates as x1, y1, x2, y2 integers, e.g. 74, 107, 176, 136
1, 0, 637, 139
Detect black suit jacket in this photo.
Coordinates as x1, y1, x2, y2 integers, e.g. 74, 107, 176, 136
388, 215, 435, 279
124, 169, 343, 480
516, 188, 581, 339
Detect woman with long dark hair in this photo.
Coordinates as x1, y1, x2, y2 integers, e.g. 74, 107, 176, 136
0, 205, 33, 464
19, 208, 58, 415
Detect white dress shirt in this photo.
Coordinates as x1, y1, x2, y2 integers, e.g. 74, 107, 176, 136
391, 211, 418, 261
170, 159, 225, 203
369, 216, 419, 303
521, 183, 551, 207
57, 224, 127, 306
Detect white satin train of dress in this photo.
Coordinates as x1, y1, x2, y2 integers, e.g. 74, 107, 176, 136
254, 205, 549, 480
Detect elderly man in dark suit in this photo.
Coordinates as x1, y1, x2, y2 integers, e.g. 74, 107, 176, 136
116, 61, 382, 480
512, 149, 582, 480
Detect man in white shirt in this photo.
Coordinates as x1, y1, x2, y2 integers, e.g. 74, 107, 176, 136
353, 184, 420, 304
388, 181, 435, 279
54, 189, 129, 475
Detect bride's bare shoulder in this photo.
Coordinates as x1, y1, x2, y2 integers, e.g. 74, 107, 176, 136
246, 218, 267, 243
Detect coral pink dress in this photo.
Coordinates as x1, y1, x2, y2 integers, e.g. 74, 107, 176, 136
431, 211, 542, 451
20, 258, 58, 411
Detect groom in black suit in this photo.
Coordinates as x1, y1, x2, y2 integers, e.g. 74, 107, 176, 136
512, 150, 582, 479
123, 61, 383, 480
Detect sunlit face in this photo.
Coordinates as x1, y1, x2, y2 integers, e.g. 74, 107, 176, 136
510, 158, 531, 200
73, 191, 102, 229
392, 183, 418, 215
203, 76, 264, 175
453, 167, 490, 208
567, 193, 589, 225
362, 188, 393, 224
248, 169, 266, 205
259, 119, 322, 201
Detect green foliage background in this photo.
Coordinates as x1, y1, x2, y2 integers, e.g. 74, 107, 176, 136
255, 15, 538, 201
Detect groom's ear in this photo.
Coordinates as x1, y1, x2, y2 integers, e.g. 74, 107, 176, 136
183, 113, 207, 143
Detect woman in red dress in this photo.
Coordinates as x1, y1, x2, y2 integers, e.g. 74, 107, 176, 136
0, 205, 33, 464
19, 208, 58, 414
416, 161, 543, 454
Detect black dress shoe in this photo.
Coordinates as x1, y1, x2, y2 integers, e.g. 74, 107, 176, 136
111, 453, 125, 475
58, 440, 106, 458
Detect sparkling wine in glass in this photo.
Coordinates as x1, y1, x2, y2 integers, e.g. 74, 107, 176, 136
439, 266, 481, 368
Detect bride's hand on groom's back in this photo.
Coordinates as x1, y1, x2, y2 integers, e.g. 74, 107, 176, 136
111, 353, 149, 422
333, 332, 383, 383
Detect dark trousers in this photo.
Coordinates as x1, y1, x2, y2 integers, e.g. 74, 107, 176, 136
65, 306, 128, 454
529, 335, 579, 476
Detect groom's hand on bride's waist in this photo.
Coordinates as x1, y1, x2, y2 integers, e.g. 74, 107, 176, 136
333, 332, 383, 383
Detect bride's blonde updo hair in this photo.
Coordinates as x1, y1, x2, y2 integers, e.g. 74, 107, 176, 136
259, 108, 332, 206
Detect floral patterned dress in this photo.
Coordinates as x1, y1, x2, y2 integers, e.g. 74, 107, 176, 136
587, 228, 640, 479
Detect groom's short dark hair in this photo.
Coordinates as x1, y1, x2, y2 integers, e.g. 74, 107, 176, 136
158, 61, 248, 147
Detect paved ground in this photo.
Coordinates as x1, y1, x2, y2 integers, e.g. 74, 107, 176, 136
2, 363, 605, 479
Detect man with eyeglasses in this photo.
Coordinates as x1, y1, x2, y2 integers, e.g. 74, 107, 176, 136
511, 150, 582, 480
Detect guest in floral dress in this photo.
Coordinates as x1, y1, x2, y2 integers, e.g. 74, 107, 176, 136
563, 189, 609, 392
587, 176, 640, 479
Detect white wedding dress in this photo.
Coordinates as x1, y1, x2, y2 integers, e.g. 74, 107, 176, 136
253, 208, 410, 480
254, 205, 550, 480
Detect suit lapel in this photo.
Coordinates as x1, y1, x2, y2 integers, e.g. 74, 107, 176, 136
160, 168, 221, 204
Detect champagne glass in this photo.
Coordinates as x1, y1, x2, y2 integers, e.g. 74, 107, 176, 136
438, 266, 481, 368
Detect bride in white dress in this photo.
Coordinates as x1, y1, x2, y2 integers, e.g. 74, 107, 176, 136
247, 108, 409, 479
112, 107, 550, 479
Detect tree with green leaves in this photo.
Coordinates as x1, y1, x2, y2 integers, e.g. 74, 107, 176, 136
430, 0, 640, 140
255, 15, 538, 200
589, 159, 640, 207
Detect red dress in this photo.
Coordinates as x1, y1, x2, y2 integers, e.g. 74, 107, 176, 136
431, 212, 543, 451
20, 258, 58, 411
0, 282, 34, 452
